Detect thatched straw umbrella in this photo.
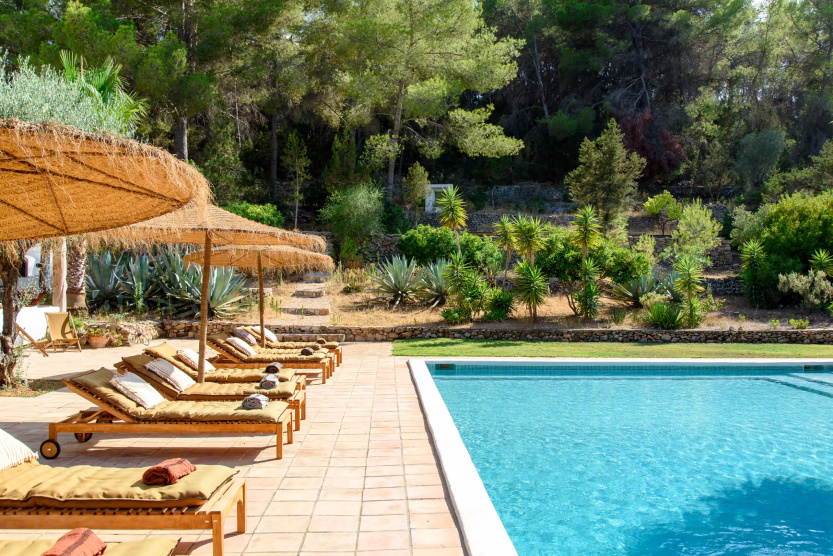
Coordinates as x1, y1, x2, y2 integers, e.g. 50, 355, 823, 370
184, 246, 334, 348
112, 205, 327, 381
0, 119, 210, 386
0, 120, 209, 241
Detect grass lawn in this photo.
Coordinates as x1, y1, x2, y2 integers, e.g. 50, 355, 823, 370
0, 379, 64, 398
393, 338, 833, 359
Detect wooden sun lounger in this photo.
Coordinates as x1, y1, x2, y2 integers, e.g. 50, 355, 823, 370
114, 360, 308, 431
206, 337, 334, 383
0, 478, 245, 556
45, 375, 293, 460
240, 328, 343, 366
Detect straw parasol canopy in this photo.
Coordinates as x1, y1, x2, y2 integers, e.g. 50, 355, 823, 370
112, 205, 326, 252
111, 204, 328, 381
184, 246, 334, 347
0, 120, 210, 242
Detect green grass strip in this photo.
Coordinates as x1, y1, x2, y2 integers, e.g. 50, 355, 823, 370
393, 338, 833, 359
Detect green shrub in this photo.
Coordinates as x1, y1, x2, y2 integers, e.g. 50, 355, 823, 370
757, 191, 833, 301
223, 201, 285, 228
397, 225, 502, 271
382, 204, 412, 234
320, 185, 385, 256
777, 270, 833, 311
729, 205, 772, 248
789, 318, 809, 329
441, 307, 472, 324
612, 307, 627, 324
640, 302, 684, 330
483, 289, 515, 321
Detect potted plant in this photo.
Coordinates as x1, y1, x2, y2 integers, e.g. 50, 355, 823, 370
86, 327, 110, 348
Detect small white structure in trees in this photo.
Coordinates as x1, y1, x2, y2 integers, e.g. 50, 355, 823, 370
425, 184, 454, 213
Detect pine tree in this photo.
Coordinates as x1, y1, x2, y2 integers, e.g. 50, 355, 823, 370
565, 119, 646, 229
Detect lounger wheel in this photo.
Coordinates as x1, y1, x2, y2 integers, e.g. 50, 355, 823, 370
39, 439, 61, 459
74, 432, 93, 443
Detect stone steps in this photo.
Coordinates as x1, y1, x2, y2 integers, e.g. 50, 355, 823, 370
302, 272, 330, 283
294, 287, 326, 298
280, 306, 330, 316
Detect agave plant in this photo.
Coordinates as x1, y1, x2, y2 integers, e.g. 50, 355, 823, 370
119, 253, 160, 313
608, 274, 660, 307
86, 250, 127, 312
658, 271, 684, 303
369, 255, 421, 307
156, 248, 247, 318
418, 259, 451, 308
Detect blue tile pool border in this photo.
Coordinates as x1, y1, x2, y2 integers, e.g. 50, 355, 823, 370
409, 357, 833, 556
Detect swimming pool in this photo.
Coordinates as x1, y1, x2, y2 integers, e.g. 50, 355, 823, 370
422, 361, 833, 556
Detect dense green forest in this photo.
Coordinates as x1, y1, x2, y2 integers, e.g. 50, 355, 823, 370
2, 0, 832, 211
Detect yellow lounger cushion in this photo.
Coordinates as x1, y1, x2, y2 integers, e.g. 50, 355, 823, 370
209, 333, 328, 361
0, 538, 178, 556
122, 355, 298, 400
142, 344, 268, 382
70, 368, 290, 422
0, 460, 234, 508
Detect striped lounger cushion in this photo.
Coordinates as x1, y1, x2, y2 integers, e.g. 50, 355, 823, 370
145, 358, 196, 392
110, 372, 166, 409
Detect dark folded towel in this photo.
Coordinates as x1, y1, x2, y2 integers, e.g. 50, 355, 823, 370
266, 362, 283, 374
142, 458, 197, 486
260, 373, 278, 389
242, 393, 269, 410
41, 528, 107, 556
301, 346, 315, 355
316, 338, 326, 345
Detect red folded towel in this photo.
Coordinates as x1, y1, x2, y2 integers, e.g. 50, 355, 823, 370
142, 458, 197, 486
40, 528, 107, 556
316, 338, 326, 345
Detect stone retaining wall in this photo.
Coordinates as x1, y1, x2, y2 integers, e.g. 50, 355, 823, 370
705, 276, 743, 296
159, 320, 833, 344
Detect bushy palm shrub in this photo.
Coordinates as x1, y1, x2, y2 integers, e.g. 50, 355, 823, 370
369, 256, 421, 308
740, 239, 767, 309
441, 255, 490, 323
673, 255, 705, 328
483, 289, 515, 321
640, 302, 684, 329
514, 261, 548, 321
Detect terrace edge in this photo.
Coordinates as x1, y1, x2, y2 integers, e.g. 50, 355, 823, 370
408, 358, 518, 556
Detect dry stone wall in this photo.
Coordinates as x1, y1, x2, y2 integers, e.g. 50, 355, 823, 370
160, 320, 833, 344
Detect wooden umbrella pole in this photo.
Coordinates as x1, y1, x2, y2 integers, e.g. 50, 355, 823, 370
258, 252, 265, 348
197, 231, 213, 383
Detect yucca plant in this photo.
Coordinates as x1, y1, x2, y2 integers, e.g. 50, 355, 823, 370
86, 250, 127, 312
810, 249, 833, 278
418, 259, 451, 308
741, 239, 767, 309
369, 255, 421, 307
514, 261, 548, 322
483, 288, 516, 321
608, 274, 660, 307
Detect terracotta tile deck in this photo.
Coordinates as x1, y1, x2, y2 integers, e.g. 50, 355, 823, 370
0, 341, 465, 555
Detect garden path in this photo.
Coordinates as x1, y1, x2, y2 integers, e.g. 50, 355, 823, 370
2, 341, 464, 555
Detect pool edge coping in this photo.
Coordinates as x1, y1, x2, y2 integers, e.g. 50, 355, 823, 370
408, 358, 518, 556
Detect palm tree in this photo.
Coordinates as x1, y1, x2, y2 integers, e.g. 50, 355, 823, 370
571, 206, 602, 260
512, 216, 545, 265
514, 261, 548, 322
493, 215, 516, 282
436, 186, 467, 256
60, 50, 147, 310
673, 254, 705, 328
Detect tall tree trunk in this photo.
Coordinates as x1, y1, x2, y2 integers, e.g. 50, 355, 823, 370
66, 237, 87, 311
0, 259, 19, 386
270, 109, 279, 202
52, 239, 67, 312
530, 34, 550, 135
174, 115, 188, 161
386, 82, 405, 205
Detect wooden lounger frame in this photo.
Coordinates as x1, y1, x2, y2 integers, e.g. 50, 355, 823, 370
50, 376, 293, 459
206, 338, 334, 383
239, 328, 343, 366
114, 361, 307, 431
0, 478, 246, 556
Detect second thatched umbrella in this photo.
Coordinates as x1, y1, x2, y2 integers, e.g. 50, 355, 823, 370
110, 205, 327, 381
184, 246, 334, 348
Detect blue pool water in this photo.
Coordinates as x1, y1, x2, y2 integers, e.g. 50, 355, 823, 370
429, 364, 833, 556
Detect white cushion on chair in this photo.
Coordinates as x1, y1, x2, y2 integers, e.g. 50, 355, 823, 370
145, 358, 196, 392
177, 348, 216, 373
251, 326, 278, 343
227, 337, 257, 357
0, 428, 37, 472
109, 372, 166, 409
